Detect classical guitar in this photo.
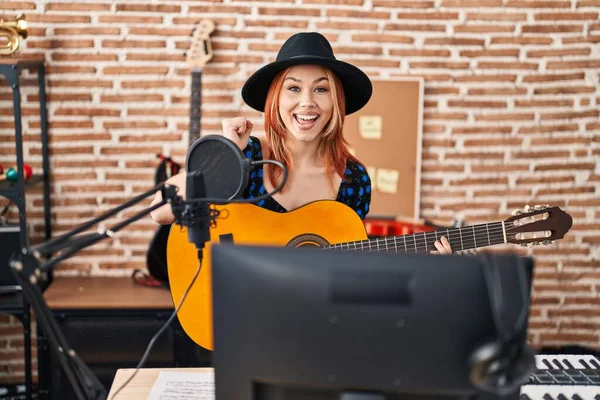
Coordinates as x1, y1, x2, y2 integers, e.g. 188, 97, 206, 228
166, 201, 572, 351
145, 20, 215, 285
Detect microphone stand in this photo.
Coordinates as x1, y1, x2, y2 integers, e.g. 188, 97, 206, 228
9, 173, 214, 400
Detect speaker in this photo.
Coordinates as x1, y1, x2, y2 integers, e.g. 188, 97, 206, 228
0, 224, 21, 292
41, 310, 211, 400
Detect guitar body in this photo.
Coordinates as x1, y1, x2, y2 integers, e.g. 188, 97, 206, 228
166, 200, 368, 351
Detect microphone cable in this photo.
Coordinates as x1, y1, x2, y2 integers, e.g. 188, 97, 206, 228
109, 159, 287, 399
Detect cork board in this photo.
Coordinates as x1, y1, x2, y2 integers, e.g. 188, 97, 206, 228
343, 78, 424, 221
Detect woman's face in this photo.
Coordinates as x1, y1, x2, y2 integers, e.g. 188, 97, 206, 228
278, 65, 334, 143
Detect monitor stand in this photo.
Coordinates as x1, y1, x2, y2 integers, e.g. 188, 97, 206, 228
341, 393, 385, 400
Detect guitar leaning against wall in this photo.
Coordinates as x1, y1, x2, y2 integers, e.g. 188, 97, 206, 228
145, 20, 215, 286
166, 201, 572, 351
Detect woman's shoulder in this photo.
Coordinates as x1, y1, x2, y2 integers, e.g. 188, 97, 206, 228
340, 158, 371, 220
344, 158, 370, 185
243, 135, 269, 160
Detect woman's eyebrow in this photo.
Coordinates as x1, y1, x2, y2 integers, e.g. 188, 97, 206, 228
284, 76, 329, 83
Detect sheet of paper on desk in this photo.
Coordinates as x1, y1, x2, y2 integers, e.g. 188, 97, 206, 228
147, 370, 215, 400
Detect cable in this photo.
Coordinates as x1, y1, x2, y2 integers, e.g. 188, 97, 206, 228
183, 159, 288, 205
110, 159, 288, 399
109, 258, 202, 400
479, 253, 530, 346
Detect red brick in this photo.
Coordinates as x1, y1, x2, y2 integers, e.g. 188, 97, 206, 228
466, 12, 527, 21
352, 33, 414, 43
506, 1, 571, 8
261, 7, 321, 16
490, 37, 553, 45
373, 0, 434, 6
46, 2, 111, 11
98, 15, 163, 24
454, 25, 516, 33
115, 4, 180, 12
535, 12, 598, 20
527, 48, 592, 57
386, 23, 446, 32
523, 72, 585, 82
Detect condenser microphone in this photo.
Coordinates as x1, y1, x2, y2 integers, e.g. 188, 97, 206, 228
184, 135, 252, 252
185, 134, 251, 201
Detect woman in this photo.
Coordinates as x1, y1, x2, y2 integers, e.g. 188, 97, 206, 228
150, 32, 452, 254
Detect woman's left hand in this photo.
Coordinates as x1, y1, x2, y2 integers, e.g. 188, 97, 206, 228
431, 236, 452, 255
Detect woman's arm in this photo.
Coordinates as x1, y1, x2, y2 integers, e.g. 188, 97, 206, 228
149, 172, 186, 225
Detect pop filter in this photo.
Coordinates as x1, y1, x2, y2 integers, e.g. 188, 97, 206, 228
185, 135, 250, 200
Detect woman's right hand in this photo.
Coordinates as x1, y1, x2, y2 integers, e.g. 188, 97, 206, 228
221, 117, 253, 150
149, 172, 186, 225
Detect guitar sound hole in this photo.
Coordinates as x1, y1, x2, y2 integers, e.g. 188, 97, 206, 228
297, 243, 320, 248
286, 233, 330, 248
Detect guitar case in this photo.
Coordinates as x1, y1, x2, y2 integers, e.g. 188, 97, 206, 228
146, 155, 180, 286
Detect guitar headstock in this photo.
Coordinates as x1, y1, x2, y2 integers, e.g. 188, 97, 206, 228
186, 20, 215, 70
504, 205, 573, 247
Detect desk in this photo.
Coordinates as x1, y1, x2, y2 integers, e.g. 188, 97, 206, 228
43, 276, 175, 309
107, 368, 213, 399
38, 277, 211, 400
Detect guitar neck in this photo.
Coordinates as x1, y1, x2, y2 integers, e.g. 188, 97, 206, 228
189, 69, 202, 146
326, 222, 507, 253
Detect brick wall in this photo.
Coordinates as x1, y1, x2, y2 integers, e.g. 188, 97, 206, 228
1, 0, 598, 385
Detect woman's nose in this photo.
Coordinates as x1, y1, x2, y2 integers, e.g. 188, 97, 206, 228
299, 91, 316, 107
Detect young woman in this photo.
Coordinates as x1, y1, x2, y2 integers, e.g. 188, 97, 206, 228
150, 32, 452, 254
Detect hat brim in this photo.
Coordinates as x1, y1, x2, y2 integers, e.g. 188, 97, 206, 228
241, 56, 372, 115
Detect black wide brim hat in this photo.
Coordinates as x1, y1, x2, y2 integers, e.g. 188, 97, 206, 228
241, 32, 373, 116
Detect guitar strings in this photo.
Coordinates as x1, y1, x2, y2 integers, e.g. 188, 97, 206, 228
328, 223, 545, 252
334, 226, 507, 247
331, 231, 521, 251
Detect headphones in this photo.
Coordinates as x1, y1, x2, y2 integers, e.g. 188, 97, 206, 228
467, 253, 536, 396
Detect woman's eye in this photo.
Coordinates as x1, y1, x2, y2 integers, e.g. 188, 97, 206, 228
288, 86, 300, 92
315, 87, 329, 93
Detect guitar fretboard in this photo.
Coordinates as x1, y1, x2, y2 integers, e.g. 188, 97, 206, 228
189, 70, 202, 145
325, 222, 506, 253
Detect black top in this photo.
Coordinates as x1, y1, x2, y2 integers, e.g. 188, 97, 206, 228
240, 136, 372, 220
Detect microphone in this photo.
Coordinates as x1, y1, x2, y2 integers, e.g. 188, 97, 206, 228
183, 135, 252, 253
185, 134, 251, 200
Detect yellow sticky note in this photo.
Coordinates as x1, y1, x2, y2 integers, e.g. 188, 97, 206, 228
359, 116, 382, 140
377, 169, 399, 194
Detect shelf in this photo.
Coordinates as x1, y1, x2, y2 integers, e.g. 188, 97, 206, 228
0, 291, 25, 314
0, 174, 43, 194
0, 57, 44, 72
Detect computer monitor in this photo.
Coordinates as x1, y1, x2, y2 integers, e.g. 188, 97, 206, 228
211, 244, 535, 400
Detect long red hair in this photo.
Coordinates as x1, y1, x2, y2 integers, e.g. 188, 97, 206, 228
263, 66, 360, 193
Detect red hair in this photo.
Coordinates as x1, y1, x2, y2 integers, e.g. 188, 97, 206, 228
263, 66, 360, 193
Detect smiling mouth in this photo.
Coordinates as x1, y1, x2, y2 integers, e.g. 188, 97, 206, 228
294, 114, 319, 129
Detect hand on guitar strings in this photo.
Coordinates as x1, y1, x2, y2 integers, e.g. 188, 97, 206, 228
430, 236, 453, 255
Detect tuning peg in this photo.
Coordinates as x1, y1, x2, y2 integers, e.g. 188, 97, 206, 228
542, 240, 553, 245
520, 243, 528, 247
524, 205, 531, 212
512, 209, 523, 216
534, 204, 545, 210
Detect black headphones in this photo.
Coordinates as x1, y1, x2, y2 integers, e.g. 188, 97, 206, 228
467, 254, 536, 396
